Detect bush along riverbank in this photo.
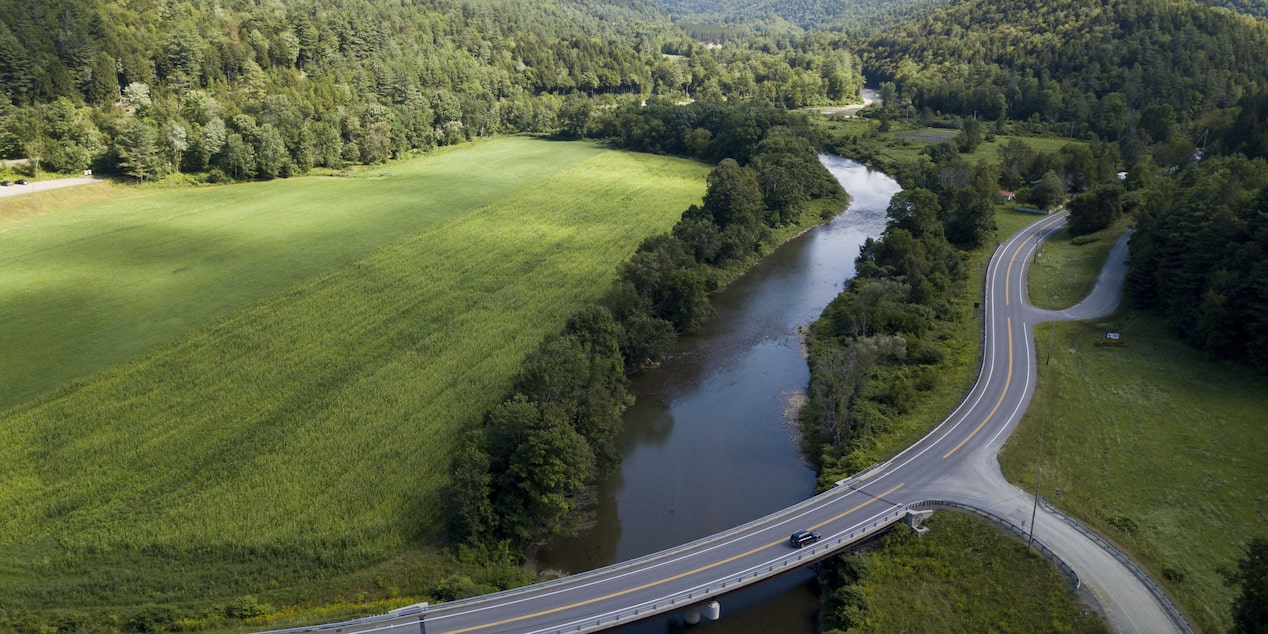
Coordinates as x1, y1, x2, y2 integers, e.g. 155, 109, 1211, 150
446, 102, 849, 568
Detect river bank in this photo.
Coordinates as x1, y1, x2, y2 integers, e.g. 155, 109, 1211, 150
532, 156, 899, 633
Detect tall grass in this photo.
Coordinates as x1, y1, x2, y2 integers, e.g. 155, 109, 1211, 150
0, 146, 709, 610
842, 512, 1109, 633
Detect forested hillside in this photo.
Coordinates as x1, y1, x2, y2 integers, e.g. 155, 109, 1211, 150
0, 0, 865, 182
861, 0, 1268, 161
1201, 0, 1268, 20
651, 0, 940, 33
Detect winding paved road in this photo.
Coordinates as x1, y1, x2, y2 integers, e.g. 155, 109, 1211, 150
264, 212, 1182, 634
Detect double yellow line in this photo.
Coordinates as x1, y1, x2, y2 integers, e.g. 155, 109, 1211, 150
945, 213, 1063, 459
445, 483, 906, 633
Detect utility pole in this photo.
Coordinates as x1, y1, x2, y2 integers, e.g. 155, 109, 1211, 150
1029, 322, 1057, 549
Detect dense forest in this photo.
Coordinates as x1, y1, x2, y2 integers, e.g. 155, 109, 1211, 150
861, 0, 1268, 163
651, 0, 942, 34
0, 0, 866, 182
1126, 154, 1268, 372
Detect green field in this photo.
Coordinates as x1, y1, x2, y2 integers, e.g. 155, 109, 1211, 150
1002, 229, 1268, 632
0, 139, 710, 616
832, 512, 1108, 633
0, 138, 618, 412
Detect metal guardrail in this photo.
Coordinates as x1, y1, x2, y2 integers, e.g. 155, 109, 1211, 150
1038, 498, 1194, 634
910, 500, 1081, 591
255, 487, 900, 634
257, 498, 1124, 634
550, 506, 913, 634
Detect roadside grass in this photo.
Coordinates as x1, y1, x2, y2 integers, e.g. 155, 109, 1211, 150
0, 137, 610, 412
847, 512, 1108, 633
0, 146, 709, 616
0, 181, 128, 223
999, 312, 1268, 633
1005, 204, 1268, 631
1026, 218, 1131, 310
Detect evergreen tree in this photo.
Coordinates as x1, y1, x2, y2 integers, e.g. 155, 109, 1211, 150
115, 118, 162, 182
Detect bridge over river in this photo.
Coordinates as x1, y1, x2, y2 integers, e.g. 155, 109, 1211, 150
262, 212, 1188, 634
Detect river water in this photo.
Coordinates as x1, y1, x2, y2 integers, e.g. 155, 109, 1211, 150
533, 156, 900, 632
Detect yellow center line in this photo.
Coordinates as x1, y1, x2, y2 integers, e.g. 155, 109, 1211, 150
943, 317, 1012, 459
444, 483, 906, 633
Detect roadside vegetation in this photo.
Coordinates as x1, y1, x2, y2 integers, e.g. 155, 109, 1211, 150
0, 141, 710, 629
822, 512, 1108, 634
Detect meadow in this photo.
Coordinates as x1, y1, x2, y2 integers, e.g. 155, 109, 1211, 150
0, 140, 710, 615
836, 512, 1109, 633
812, 115, 1078, 166
1001, 225, 1268, 633
0, 137, 610, 412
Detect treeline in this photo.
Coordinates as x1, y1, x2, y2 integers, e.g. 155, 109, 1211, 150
860, 0, 1268, 164
449, 103, 846, 547
798, 140, 998, 481
0, 0, 868, 182
651, 0, 943, 32
1126, 155, 1268, 372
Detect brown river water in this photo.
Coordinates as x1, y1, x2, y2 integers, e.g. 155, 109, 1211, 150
533, 156, 900, 632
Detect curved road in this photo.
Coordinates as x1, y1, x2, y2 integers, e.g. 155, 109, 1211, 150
0, 176, 98, 199
266, 212, 1180, 634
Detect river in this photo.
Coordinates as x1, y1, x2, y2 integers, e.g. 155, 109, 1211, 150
533, 156, 901, 632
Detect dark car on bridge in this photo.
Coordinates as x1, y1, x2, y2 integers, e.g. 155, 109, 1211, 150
789, 529, 821, 548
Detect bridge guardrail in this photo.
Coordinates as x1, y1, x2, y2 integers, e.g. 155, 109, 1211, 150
559, 506, 912, 633
255, 475, 886, 634
1038, 497, 1193, 634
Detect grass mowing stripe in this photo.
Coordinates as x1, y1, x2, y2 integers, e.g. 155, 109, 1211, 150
0, 148, 709, 609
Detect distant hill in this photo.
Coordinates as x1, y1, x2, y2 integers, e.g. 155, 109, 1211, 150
861, 0, 1268, 145
1200, 0, 1268, 20
651, 0, 943, 33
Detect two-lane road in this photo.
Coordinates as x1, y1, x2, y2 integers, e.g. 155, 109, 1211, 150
265, 212, 1180, 634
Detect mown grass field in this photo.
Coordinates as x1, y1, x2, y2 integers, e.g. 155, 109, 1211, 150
0, 137, 612, 412
1001, 220, 1268, 633
846, 512, 1108, 633
0, 140, 710, 617
1025, 218, 1132, 310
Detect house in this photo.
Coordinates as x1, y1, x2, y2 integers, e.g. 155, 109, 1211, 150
999, 190, 1015, 201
